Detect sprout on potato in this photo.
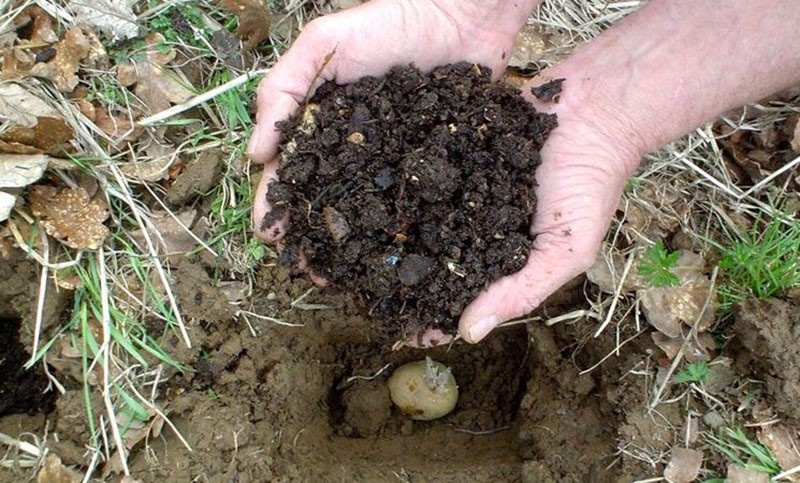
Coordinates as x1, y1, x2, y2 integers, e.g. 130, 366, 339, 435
386, 357, 458, 420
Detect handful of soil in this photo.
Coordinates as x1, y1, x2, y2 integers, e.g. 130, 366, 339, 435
264, 62, 557, 337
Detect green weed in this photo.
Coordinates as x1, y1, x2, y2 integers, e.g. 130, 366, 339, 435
706, 427, 780, 475
717, 216, 800, 311
638, 242, 681, 287
673, 361, 709, 384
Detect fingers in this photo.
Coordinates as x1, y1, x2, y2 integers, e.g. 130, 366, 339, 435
403, 328, 456, 349
458, 230, 598, 344
252, 160, 286, 242
459, 146, 627, 343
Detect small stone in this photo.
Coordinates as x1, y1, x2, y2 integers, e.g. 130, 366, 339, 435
346, 132, 365, 145
702, 411, 726, 430
323, 206, 350, 242
663, 447, 703, 483
373, 167, 395, 189
398, 254, 434, 286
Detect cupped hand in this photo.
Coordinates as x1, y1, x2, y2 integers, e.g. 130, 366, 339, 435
248, 0, 645, 347
248, 0, 535, 239
458, 77, 643, 343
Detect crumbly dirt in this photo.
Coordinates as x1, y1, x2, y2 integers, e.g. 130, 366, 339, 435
264, 62, 557, 336
732, 297, 800, 421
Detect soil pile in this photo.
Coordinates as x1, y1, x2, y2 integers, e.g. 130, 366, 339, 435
265, 62, 556, 336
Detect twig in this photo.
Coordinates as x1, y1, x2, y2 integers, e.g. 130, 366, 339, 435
594, 250, 635, 337
774, 463, 800, 481
237, 309, 304, 327
337, 363, 393, 390
138, 69, 269, 126
97, 248, 129, 475
0, 432, 42, 458
301, 47, 337, 106
28, 230, 50, 367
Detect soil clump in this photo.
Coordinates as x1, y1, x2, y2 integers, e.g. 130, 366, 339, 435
265, 62, 556, 336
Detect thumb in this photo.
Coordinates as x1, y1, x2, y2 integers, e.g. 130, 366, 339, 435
247, 17, 341, 164
458, 231, 596, 343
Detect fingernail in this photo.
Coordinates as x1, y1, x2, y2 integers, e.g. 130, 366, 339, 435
466, 315, 500, 344
246, 134, 260, 157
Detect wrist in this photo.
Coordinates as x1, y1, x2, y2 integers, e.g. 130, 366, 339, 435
538, 0, 800, 161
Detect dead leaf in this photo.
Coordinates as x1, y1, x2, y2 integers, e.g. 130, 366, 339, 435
640, 280, 716, 337
28, 185, 110, 249
31, 28, 92, 92
792, 116, 800, 153
118, 156, 176, 182
0, 153, 49, 188
726, 464, 769, 483
221, 0, 271, 52
0, 82, 61, 127
93, 106, 137, 140
586, 245, 647, 294
37, 453, 81, 483
131, 208, 198, 256
210, 29, 244, 70
651, 331, 715, 363
0, 116, 74, 155
0, 191, 15, 221
663, 447, 703, 483
0, 225, 14, 258
639, 250, 715, 337
15, 6, 58, 44
117, 33, 193, 115
72, 0, 139, 41
0, 153, 49, 221
758, 425, 800, 480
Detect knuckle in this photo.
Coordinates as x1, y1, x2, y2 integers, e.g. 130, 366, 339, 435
301, 17, 333, 42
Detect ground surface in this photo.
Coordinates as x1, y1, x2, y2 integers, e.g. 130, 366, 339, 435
1, 1, 800, 482
3, 247, 800, 481
267, 62, 556, 337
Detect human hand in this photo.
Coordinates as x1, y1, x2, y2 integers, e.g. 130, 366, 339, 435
458, 77, 643, 343
248, 0, 537, 238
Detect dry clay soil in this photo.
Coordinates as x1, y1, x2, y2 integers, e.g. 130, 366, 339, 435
2, 251, 800, 482
2, 67, 800, 482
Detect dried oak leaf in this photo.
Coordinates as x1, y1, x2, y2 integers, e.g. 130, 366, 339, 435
117, 33, 193, 115
0, 116, 74, 155
0, 153, 49, 221
30, 27, 93, 92
0, 83, 74, 154
221, 0, 271, 52
72, 0, 139, 42
0, 82, 61, 127
28, 185, 110, 249
640, 280, 716, 337
15, 6, 58, 44
639, 250, 716, 337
